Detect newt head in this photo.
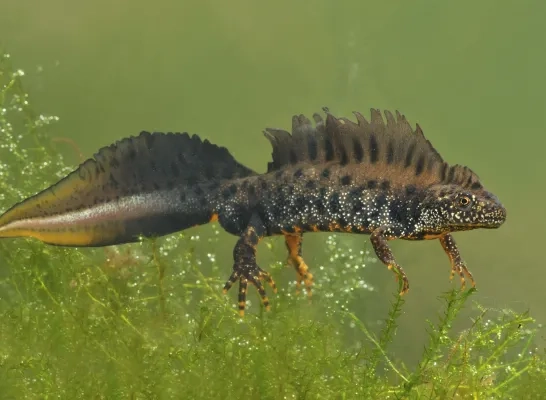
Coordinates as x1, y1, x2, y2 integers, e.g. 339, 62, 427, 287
419, 182, 507, 235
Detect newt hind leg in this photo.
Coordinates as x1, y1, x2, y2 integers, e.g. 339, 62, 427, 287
439, 233, 476, 290
284, 233, 314, 297
221, 213, 277, 316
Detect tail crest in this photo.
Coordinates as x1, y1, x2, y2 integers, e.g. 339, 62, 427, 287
0, 131, 255, 246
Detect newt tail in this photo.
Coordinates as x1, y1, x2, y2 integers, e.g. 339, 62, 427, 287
0, 108, 507, 316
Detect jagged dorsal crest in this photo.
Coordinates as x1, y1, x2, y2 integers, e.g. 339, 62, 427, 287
263, 108, 482, 189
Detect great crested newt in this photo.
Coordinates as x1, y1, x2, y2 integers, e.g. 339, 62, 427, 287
0, 108, 507, 315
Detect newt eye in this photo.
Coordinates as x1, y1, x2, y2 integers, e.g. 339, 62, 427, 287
458, 195, 472, 209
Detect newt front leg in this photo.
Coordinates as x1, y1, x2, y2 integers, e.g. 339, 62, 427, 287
284, 233, 314, 297
370, 227, 409, 295
439, 233, 476, 290
222, 213, 277, 316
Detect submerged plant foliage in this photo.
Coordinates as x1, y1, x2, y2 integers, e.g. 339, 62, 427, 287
0, 52, 545, 399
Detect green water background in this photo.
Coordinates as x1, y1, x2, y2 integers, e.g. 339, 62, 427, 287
1, 0, 545, 365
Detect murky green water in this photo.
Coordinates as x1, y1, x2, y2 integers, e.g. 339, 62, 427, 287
1, 0, 546, 376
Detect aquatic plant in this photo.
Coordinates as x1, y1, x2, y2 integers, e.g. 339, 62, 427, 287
1, 52, 544, 399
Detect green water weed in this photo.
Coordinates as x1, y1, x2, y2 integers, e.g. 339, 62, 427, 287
0, 52, 544, 400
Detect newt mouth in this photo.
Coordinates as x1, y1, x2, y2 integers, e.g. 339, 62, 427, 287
464, 208, 506, 229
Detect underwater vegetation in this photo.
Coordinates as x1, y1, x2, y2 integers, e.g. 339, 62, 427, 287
0, 52, 545, 399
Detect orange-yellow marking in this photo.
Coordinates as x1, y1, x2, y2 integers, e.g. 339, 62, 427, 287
0, 228, 102, 246
284, 234, 314, 297
209, 213, 219, 223
423, 233, 443, 240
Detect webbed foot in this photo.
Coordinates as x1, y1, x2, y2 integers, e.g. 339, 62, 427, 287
223, 259, 277, 317
286, 255, 314, 297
